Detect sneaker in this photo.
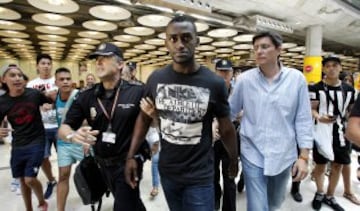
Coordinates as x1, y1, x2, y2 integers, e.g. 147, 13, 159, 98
312, 192, 325, 210
37, 201, 48, 211
323, 196, 345, 211
10, 179, 18, 192
44, 180, 57, 199
15, 187, 21, 195
291, 191, 303, 202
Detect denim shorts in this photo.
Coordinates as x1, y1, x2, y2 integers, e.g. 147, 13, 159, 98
11, 143, 45, 178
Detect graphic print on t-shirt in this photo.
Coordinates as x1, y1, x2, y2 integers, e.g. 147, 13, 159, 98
156, 83, 210, 145
309, 82, 355, 147
9, 102, 36, 125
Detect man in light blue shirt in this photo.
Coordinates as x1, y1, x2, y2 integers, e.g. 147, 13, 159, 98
229, 31, 313, 211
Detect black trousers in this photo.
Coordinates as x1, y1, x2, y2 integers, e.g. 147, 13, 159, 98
214, 140, 236, 211
98, 158, 146, 211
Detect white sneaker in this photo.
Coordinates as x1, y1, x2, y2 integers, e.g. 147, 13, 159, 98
15, 186, 21, 195
10, 179, 19, 192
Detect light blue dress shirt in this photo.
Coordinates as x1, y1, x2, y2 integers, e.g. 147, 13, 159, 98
229, 66, 313, 176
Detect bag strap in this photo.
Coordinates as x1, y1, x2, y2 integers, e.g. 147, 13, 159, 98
61, 89, 79, 124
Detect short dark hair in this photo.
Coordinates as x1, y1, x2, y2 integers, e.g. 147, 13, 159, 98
252, 31, 283, 48
55, 67, 71, 77
36, 54, 52, 64
167, 14, 197, 33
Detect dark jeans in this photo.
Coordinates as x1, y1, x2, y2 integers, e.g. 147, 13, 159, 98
214, 140, 236, 211
98, 159, 146, 211
161, 176, 214, 211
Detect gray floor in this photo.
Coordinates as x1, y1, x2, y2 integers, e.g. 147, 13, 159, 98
0, 142, 359, 211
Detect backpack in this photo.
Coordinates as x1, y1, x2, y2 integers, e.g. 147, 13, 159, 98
74, 155, 108, 211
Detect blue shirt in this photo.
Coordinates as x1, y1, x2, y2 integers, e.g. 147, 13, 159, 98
229, 66, 313, 176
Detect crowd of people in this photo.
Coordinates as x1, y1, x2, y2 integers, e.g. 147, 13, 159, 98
0, 15, 360, 211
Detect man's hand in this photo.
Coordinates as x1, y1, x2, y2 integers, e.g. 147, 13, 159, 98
228, 158, 239, 179
0, 127, 13, 138
140, 97, 156, 119
72, 126, 99, 146
125, 158, 139, 189
292, 158, 308, 182
317, 115, 337, 124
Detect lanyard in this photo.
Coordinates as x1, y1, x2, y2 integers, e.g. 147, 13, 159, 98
97, 88, 120, 128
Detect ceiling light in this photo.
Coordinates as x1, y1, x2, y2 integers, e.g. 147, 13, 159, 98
89, 5, 131, 21
207, 28, 238, 38
115, 0, 133, 5
47, 0, 66, 6
138, 14, 171, 27
0, 6, 21, 20
28, 0, 79, 13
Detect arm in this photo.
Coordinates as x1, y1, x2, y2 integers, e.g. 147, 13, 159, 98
0, 118, 12, 138
293, 80, 313, 182
228, 75, 243, 121
58, 123, 99, 145
217, 116, 238, 178
346, 95, 360, 146
125, 110, 152, 189
346, 116, 360, 146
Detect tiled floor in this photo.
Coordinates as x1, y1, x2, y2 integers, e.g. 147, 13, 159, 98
0, 142, 359, 211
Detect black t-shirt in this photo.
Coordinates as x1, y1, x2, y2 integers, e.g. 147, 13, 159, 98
64, 80, 144, 158
0, 88, 49, 148
350, 93, 360, 117
145, 64, 230, 185
309, 81, 355, 146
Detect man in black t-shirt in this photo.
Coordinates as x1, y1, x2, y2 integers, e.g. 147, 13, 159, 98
0, 64, 50, 211
346, 94, 360, 181
310, 56, 357, 210
347, 94, 360, 146
125, 15, 238, 211
58, 43, 146, 211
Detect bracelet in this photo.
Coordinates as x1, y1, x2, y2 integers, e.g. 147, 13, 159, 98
299, 155, 309, 163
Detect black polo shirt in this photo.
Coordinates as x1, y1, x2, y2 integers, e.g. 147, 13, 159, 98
64, 80, 144, 158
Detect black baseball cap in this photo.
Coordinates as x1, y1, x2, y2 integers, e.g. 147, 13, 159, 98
89, 42, 123, 59
127, 62, 137, 70
215, 59, 233, 70
322, 55, 341, 66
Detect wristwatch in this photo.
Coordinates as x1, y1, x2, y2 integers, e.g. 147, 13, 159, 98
65, 132, 75, 143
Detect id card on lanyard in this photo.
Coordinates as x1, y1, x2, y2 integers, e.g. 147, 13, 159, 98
97, 87, 120, 144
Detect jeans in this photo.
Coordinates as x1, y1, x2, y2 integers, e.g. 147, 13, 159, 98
151, 151, 160, 188
161, 176, 214, 211
44, 128, 58, 158
242, 155, 290, 211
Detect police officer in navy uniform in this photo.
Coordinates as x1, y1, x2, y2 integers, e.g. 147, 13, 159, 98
127, 62, 144, 85
213, 59, 237, 211
58, 43, 146, 211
